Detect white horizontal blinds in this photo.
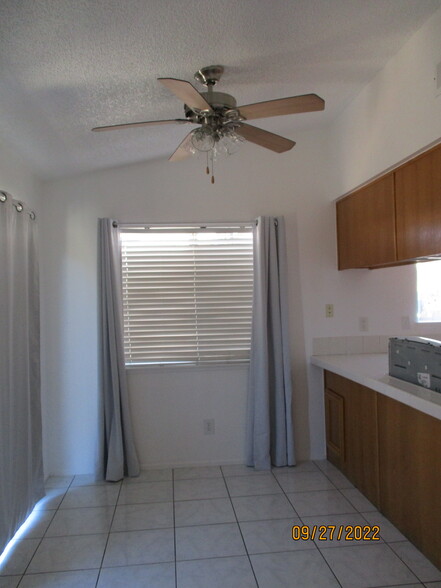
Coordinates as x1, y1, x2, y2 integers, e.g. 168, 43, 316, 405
120, 226, 254, 366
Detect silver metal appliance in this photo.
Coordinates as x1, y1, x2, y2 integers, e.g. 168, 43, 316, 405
389, 337, 441, 392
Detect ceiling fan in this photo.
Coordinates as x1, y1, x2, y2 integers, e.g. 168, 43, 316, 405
92, 65, 325, 182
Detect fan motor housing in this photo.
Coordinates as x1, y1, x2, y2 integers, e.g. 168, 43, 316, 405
184, 91, 241, 126
184, 91, 237, 114
203, 91, 236, 110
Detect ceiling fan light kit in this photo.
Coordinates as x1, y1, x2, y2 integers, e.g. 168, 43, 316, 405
92, 65, 325, 183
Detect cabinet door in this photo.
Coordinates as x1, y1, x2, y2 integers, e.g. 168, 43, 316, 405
325, 372, 349, 472
345, 383, 379, 506
324, 372, 379, 507
336, 173, 396, 269
378, 394, 441, 570
395, 144, 441, 259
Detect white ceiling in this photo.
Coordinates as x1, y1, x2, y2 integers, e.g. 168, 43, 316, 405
0, 0, 440, 180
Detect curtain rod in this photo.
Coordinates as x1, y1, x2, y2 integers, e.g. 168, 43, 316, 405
116, 220, 254, 230
114, 218, 280, 229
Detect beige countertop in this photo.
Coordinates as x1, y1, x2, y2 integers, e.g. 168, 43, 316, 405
311, 353, 441, 421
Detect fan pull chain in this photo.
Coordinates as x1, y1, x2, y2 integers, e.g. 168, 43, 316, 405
205, 151, 215, 183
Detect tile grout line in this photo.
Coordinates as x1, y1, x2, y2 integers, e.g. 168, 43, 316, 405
220, 465, 260, 588
317, 464, 384, 578
172, 468, 178, 588
277, 464, 345, 588
94, 478, 123, 588
314, 462, 397, 547
15, 478, 75, 586
309, 464, 353, 587
14, 475, 123, 586
224, 465, 344, 586
377, 541, 432, 586
14, 529, 47, 585
9, 464, 437, 587
311, 461, 432, 586
315, 465, 441, 584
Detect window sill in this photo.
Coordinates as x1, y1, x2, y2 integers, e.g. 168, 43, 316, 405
125, 362, 249, 374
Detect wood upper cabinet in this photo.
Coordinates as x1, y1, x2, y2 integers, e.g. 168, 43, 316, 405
395, 145, 441, 259
336, 173, 396, 269
324, 371, 380, 506
336, 143, 441, 269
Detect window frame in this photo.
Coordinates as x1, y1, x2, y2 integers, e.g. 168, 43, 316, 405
118, 222, 255, 369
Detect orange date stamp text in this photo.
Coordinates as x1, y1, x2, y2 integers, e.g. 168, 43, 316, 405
292, 524, 380, 542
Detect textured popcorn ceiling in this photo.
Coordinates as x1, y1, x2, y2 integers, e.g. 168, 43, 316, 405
0, 0, 439, 179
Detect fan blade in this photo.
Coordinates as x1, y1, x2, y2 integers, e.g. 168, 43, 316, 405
158, 78, 213, 113
169, 131, 194, 162
236, 123, 295, 153
238, 94, 324, 120
92, 119, 191, 132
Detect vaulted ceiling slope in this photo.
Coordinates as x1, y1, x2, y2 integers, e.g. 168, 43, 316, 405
0, 0, 440, 179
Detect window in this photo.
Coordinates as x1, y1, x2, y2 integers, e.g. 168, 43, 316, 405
416, 260, 441, 322
119, 224, 254, 366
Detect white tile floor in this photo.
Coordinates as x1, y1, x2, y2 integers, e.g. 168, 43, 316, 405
1, 460, 441, 587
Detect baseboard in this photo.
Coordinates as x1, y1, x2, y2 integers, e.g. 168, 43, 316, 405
139, 458, 245, 470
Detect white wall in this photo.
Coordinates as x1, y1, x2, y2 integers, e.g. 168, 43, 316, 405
40, 5, 441, 474
127, 366, 249, 468
302, 6, 441, 458
40, 131, 328, 475
0, 141, 42, 209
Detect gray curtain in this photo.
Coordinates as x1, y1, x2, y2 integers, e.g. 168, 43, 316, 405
246, 216, 295, 470
0, 193, 44, 555
99, 219, 140, 481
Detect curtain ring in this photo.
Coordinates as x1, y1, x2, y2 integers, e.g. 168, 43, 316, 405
15, 202, 24, 212
29, 211, 36, 220
0, 192, 7, 202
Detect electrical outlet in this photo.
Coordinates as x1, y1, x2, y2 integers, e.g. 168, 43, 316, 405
359, 317, 369, 332
325, 304, 334, 318
203, 419, 215, 435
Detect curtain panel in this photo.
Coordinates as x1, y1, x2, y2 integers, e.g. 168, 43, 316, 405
0, 194, 44, 554
246, 216, 295, 470
99, 219, 140, 481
